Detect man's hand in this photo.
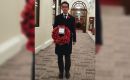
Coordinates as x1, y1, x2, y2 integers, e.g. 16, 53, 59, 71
96, 44, 102, 54
73, 42, 76, 45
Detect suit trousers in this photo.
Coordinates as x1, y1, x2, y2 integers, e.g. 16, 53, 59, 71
57, 54, 71, 73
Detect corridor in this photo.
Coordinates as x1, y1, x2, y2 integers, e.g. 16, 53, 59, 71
1, 0, 130, 80
35, 30, 95, 80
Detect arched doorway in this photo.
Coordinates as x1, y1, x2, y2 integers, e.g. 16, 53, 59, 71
71, 1, 87, 33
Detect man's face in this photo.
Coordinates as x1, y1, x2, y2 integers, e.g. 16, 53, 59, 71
61, 4, 69, 14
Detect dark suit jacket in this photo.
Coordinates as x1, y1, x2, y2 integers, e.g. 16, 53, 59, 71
53, 13, 76, 54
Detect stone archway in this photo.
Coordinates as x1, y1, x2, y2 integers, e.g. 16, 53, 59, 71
71, 1, 87, 33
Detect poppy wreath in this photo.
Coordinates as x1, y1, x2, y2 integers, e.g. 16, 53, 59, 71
21, 0, 34, 52
52, 25, 71, 45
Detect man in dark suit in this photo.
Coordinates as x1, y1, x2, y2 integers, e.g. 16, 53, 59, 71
53, 1, 76, 79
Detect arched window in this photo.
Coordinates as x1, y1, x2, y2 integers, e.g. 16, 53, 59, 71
72, 1, 87, 9
71, 1, 87, 33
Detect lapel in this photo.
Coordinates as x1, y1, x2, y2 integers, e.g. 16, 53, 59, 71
59, 13, 71, 26
61, 13, 71, 20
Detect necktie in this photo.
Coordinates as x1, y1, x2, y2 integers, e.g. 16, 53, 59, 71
64, 15, 67, 19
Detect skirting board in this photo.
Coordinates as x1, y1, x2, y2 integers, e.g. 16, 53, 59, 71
0, 34, 27, 65
87, 30, 95, 41
35, 39, 53, 54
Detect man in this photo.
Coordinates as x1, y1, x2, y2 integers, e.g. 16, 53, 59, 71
53, 1, 76, 79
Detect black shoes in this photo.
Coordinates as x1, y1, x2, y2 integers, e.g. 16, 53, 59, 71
65, 72, 70, 79
59, 73, 63, 79
58, 72, 70, 79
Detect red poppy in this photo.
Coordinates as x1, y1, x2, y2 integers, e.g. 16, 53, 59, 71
67, 16, 70, 19
21, 0, 35, 52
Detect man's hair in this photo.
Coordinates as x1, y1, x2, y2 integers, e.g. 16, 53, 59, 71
61, 1, 69, 8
